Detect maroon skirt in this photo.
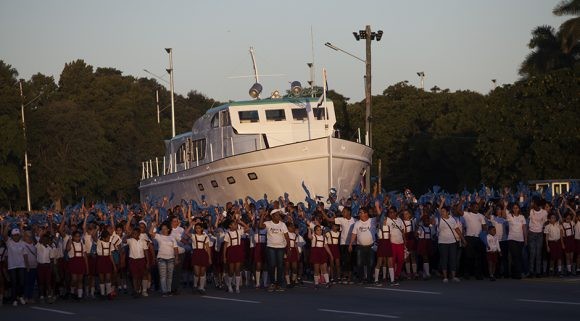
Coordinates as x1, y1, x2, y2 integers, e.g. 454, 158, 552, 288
285, 247, 299, 263
97, 255, 114, 274
192, 248, 210, 267
253, 243, 266, 263
310, 247, 328, 264
564, 236, 575, 253
68, 257, 87, 275
87, 255, 97, 275
548, 241, 563, 260
486, 252, 498, 265
37, 263, 52, 286
226, 245, 244, 264
417, 239, 433, 257
575, 240, 580, 256
129, 257, 146, 278
328, 244, 340, 261
377, 239, 392, 257
405, 233, 417, 251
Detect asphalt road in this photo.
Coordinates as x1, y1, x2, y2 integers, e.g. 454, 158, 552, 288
2, 277, 579, 321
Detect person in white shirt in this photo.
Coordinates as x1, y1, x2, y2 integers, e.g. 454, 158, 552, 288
506, 203, 527, 279
259, 209, 290, 292
2, 224, 29, 306
560, 209, 576, 275
324, 206, 357, 284
189, 222, 212, 294
349, 207, 376, 283
528, 199, 548, 277
437, 206, 466, 283
22, 231, 38, 303
544, 213, 565, 276
284, 222, 300, 288
125, 213, 150, 298
36, 233, 55, 302
486, 226, 501, 281
150, 222, 178, 296
95, 230, 116, 299
169, 215, 185, 294
455, 200, 486, 280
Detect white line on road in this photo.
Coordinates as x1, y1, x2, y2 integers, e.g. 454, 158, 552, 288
365, 287, 441, 295
31, 306, 76, 315
517, 299, 580, 306
202, 295, 261, 304
318, 308, 399, 319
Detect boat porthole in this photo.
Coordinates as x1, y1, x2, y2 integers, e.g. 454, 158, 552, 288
198, 184, 204, 191
227, 176, 236, 184
247, 172, 258, 180
211, 180, 218, 188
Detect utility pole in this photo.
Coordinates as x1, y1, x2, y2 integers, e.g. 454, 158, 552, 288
156, 89, 160, 124
165, 48, 176, 138
19, 80, 31, 211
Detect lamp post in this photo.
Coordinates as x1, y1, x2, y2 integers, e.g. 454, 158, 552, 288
417, 72, 425, 90
326, 25, 382, 192
165, 48, 176, 138
19, 80, 31, 211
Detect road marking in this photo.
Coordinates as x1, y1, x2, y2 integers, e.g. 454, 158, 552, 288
365, 287, 441, 295
318, 308, 399, 319
31, 306, 76, 315
202, 295, 260, 304
517, 299, 580, 306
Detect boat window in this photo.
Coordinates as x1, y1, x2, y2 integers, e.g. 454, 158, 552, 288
265, 109, 286, 121
313, 108, 326, 120
247, 172, 258, 180
291, 108, 307, 121
198, 184, 204, 191
221, 111, 231, 126
227, 176, 236, 184
176, 142, 187, 164
238, 110, 259, 123
211, 180, 218, 188
211, 113, 220, 128
189, 138, 206, 161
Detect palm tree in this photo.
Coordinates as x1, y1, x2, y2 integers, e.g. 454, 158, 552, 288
518, 25, 572, 77
553, 0, 580, 54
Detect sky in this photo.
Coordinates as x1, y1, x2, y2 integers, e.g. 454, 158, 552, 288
0, 0, 569, 103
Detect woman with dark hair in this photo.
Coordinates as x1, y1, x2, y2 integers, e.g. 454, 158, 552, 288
96, 229, 115, 299
507, 203, 527, 279
437, 205, 465, 283
66, 230, 88, 300
190, 222, 212, 294
150, 221, 178, 297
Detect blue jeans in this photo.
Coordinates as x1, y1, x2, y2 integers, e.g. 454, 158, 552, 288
8, 268, 25, 300
267, 247, 285, 286
528, 232, 543, 275
24, 268, 37, 299
157, 258, 175, 294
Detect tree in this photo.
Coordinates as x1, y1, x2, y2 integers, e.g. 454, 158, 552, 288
553, 0, 580, 54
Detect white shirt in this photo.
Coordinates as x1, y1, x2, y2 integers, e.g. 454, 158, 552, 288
491, 216, 507, 241
463, 211, 486, 237
155, 234, 177, 259
544, 223, 562, 241
264, 220, 288, 248
486, 234, 500, 252
325, 230, 340, 245
224, 228, 244, 247
311, 234, 326, 248
23, 243, 38, 268
170, 226, 185, 254
506, 213, 526, 242
417, 224, 432, 240
67, 241, 85, 258
96, 239, 113, 256
83, 233, 95, 254
126, 238, 148, 259
561, 222, 574, 237
192, 233, 210, 250
36, 243, 54, 264
352, 218, 375, 246
438, 217, 459, 244
387, 217, 405, 245
335, 216, 357, 245
377, 222, 390, 240
253, 228, 267, 245
528, 209, 548, 233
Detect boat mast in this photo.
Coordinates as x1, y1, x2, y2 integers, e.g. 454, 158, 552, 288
249, 47, 260, 85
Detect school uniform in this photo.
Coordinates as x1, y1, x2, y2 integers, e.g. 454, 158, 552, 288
83, 233, 97, 276
325, 230, 341, 261
310, 234, 328, 264
561, 222, 575, 253
253, 228, 267, 263
403, 219, 417, 252
544, 223, 563, 260
417, 224, 433, 257
285, 232, 299, 263
36, 243, 54, 289
126, 238, 148, 278
96, 239, 114, 274
574, 221, 580, 257
224, 229, 244, 263
388, 217, 405, 278
376, 223, 392, 257
486, 234, 500, 265
191, 233, 210, 267
67, 241, 87, 275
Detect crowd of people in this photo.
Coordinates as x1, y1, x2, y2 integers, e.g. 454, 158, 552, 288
0, 183, 579, 308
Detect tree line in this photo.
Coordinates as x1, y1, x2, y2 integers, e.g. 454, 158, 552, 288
1, 1, 578, 210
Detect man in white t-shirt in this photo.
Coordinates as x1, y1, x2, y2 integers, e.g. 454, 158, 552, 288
169, 215, 185, 293
324, 207, 357, 283
458, 202, 486, 280
528, 199, 547, 277
349, 207, 375, 283
259, 209, 290, 291
2, 224, 28, 306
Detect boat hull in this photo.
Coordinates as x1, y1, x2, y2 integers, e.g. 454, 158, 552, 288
139, 137, 372, 206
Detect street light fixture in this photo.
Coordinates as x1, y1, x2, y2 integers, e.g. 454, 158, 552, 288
417, 72, 425, 90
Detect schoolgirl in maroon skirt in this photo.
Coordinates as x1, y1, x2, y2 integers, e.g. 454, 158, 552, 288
66, 231, 88, 300
223, 219, 249, 293
96, 230, 115, 299
191, 223, 212, 294
284, 223, 300, 287
253, 226, 267, 288
403, 210, 418, 279
308, 225, 333, 289
416, 215, 433, 278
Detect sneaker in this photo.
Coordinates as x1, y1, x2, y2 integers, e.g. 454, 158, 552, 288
235, 288, 240, 294
198, 288, 206, 295
267, 284, 275, 292
342, 280, 348, 285
490, 277, 496, 282
442, 278, 449, 283
141, 291, 148, 297
452, 277, 461, 283
390, 281, 400, 286
18, 297, 26, 305
325, 283, 331, 289
275, 286, 285, 292
13, 301, 18, 307
374, 281, 382, 287
227, 287, 234, 293
314, 285, 319, 290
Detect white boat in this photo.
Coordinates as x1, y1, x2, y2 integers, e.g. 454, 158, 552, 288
139, 51, 372, 206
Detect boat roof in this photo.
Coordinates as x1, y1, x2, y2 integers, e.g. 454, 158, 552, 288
206, 96, 331, 114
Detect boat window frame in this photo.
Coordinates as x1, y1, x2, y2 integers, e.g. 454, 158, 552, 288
291, 108, 308, 121
265, 109, 286, 122
238, 110, 260, 123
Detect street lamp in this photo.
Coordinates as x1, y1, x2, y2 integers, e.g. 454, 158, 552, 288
19, 80, 31, 211
417, 72, 425, 90
491, 79, 497, 89
165, 48, 176, 138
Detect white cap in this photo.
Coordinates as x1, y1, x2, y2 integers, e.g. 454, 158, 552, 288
138, 220, 147, 226
11, 228, 21, 235
270, 208, 284, 215
338, 205, 345, 212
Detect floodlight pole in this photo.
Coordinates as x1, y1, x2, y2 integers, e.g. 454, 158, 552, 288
166, 48, 176, 138
19, 80, 31, 211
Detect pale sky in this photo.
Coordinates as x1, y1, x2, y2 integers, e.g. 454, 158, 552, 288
0, 0, 567, 102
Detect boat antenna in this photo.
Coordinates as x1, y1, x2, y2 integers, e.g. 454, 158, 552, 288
308, 26, 315, 97
250, 47, 259, 84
